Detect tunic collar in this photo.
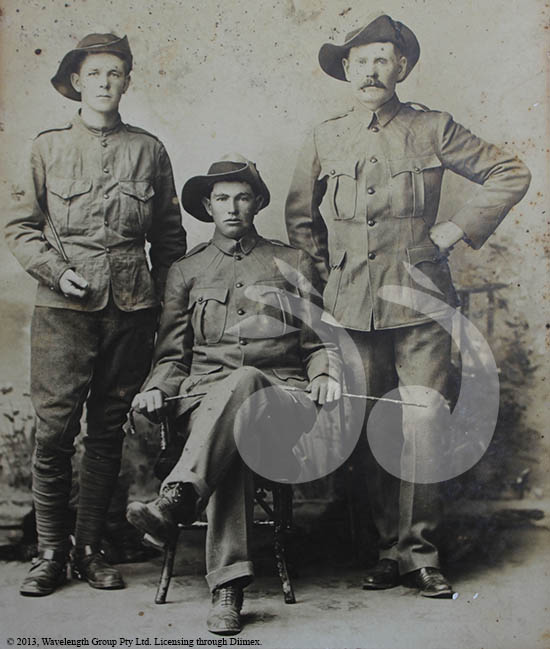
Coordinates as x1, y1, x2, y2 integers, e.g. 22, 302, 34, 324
73, 110, 123, 136
212, 226, 260, 256
352, 93, 402, 128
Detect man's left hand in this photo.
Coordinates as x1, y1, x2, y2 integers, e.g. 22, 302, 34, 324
307, 375, 342, 405
429, 221, 465, 254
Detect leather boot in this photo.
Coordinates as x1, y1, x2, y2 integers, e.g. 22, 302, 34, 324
20, 549, 68, 597
126, 482, 198, 549
206, 581, 244, 636
362, 558, 400, 590
72, 545, 125, 589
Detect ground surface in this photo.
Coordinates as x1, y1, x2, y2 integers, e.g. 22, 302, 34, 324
1, 499, 549, 649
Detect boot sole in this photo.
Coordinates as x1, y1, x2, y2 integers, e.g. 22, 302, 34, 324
72, 567, 125, 590
20, 575, 67, 597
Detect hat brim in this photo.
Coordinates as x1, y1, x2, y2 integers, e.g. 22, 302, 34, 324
51, 36, 133, 101
318, 19, 420, 82
181, 164, 271, 223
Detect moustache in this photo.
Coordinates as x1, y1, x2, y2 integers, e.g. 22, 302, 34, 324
361, 79, 386, 89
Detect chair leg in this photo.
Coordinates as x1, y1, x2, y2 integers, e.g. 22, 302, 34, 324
155, 529, 180, 604
273, 485, 296, 604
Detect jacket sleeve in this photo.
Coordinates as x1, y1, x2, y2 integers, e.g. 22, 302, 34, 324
4, 138, 72, 290
436, 112, 531, 249
285, 130, 330, 283
142, 262, 194, 398
296, 249, 342, 384
148, 143, 187, 296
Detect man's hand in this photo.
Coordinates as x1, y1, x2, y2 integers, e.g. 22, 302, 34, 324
429, 221, 465, 254
306, 375, 342, 405
59, 269, 89, 299
131, 389, 166, 423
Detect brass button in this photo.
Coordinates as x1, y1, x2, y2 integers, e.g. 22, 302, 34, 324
414, 166, 421, 173
368, 252, 376, 260
101, 140, 108, 147
330, 169, 336, 175
103, 193, 109, 200
370, 157, 378, 163
367, 219, 376, 227
370, 126, 379, 133
235, 282, 243, 288
105, 247, 111, 253
234, 254, 242, 261
367, 187, 375, 195
104, 220, 108, 226
237, 309, 245, 316
239, 338, 248, 346
103, 168, 109, 174
197, 296, 203, 303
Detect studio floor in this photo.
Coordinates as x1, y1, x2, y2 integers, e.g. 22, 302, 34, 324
1, 498, 549, 649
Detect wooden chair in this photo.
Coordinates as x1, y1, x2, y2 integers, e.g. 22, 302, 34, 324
153, 479, 296, 605
145, 415, 296, 605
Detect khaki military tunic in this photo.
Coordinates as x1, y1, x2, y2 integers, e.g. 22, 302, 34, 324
285, 94, 531, 331
5, 112, 187, 311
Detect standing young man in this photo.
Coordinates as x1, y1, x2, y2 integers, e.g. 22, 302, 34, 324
285, 13, 531, 596
5, 33, 187, 596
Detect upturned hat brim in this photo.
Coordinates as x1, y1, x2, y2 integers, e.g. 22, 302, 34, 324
318, 14, 420, 82
181, 159, 271, 223
51, 33, 133, 101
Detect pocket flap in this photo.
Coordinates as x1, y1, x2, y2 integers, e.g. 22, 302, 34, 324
118, 180, 155, 201
194, 287, 229, 304
329, 250, 347, 270
389, 154, 442, 177
271, 367, 307, 382
47, 177, 92, 200
189, 363, 224, 376
320, 160, 357, 179
407, 244, 442, 266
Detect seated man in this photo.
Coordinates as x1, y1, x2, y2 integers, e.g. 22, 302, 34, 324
127, 154, 342, 635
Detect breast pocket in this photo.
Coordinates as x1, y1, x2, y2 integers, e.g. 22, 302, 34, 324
238, 281, 296, 339
320, 160, 358, 221
192, 287, 229, 344
389, 154, 442, 218
46, 177, 93, 235
118, 180, 155, 235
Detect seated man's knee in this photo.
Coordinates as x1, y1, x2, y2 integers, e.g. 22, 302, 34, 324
231, 366, 270, 391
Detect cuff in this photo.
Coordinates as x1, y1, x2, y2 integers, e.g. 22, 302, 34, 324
206, 561, 254, 592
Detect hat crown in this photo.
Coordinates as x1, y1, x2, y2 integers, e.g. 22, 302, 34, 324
344, 15, 405, 48
76, 33, 124, 49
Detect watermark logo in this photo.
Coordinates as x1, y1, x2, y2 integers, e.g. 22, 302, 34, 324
228, 259, 499, 485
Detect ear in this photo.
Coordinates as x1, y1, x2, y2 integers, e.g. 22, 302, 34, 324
122, 74, 131, 94
342, 57, 351, 82
70, 72, 82, 94
396, 55, 408, 82
254, 194, 265, 213
201, 196, 213, 217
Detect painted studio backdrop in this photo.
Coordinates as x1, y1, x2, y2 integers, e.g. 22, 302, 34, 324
0, 0, 548, 563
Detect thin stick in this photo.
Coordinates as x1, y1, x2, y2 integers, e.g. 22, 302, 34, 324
164, 392, 206, 402
163, 389, 427, 408
282, 385, 428, 408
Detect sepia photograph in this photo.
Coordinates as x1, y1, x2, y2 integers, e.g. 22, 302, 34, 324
0, 1, 548, 648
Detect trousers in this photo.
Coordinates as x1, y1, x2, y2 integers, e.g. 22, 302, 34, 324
346, 320, 452, 574
30, 298, 157, 552
163, 366, 318, 591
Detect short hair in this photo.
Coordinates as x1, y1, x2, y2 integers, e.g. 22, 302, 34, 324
73, 51, 131, 76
